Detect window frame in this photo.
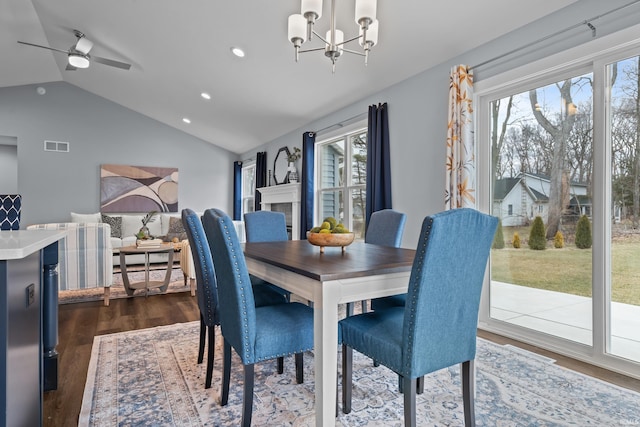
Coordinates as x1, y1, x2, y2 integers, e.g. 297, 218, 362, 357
314, 122, 368, 237
241, 160, 256, 217
475, 23, 640, 378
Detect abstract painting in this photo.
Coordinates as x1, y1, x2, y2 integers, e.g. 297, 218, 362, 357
100, 164, 178, 213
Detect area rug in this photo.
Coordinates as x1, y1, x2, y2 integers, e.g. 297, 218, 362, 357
59, 268, 189, 304
79, 322, 640, 426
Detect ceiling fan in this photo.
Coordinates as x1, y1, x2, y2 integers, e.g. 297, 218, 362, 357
17, 29, 131, 71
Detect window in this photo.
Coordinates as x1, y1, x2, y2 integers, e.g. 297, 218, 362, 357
476, 25, 640, 374
507, 204, 513, 216
241, 162, 256, 216
316, 128, 367, 239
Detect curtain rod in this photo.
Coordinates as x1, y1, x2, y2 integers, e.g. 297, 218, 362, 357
469, 0, 640, 71
312, 111, 368, 136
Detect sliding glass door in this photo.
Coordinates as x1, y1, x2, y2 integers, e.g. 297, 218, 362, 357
477, 32, 640, 375
488, 71, 594, 347
607, 54, 640, 363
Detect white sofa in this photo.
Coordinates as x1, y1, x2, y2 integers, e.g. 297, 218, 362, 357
71, 212, 187, 266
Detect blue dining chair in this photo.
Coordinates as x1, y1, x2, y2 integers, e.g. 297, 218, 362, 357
203, 208, 314, 427
181, 209, 287, 389
369, 210, 408, 312
244, 211, 292, 303
347, 209, 407, 316
244, 210, 289, 242
340, 208, 498, 427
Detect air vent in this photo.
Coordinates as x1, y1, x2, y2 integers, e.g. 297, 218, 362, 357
44, 140, 70, 153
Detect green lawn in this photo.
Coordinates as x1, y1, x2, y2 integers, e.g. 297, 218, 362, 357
491, 227, 640, 306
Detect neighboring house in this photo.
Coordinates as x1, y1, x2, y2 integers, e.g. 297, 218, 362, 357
493, 172, 590, 227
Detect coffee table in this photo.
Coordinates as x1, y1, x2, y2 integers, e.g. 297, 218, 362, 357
119, 244, 175, 297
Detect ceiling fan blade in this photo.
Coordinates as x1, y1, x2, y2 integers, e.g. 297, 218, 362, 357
92, 56, 131, 70
17, 41, 68, 54
65, 63, 77, 71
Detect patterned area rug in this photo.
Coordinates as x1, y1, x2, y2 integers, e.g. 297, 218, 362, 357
59, 268, 189, 304
79, 322, 640, 426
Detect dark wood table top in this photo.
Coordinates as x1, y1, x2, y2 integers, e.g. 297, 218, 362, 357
243, 240, 415, 282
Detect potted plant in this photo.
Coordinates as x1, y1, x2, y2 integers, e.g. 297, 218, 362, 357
136, 210, 158, 239
287, 147, 301, 183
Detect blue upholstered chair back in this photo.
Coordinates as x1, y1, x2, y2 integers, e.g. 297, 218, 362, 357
182, 209, 219, 328
365, 209, 406, 247
0, 194, 21, 230
401, 208, 497, 377
203, 208, 258, 363
244, 211, 288, 242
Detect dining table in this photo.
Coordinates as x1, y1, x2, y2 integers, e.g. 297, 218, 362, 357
243, 240, 415, 426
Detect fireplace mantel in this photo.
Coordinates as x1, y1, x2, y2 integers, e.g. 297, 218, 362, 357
257, 183, 301, 240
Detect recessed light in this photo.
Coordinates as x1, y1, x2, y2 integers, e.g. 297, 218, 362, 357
201, 92, 211, 100
231, 47, 245, 58
182, 118, 191, 124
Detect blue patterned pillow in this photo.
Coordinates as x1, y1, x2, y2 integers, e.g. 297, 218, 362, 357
0, 194, 21, 230
101, 214, 122, 238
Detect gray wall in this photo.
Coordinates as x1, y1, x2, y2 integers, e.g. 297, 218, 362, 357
0, 82, 236, 226
242, 0, 640, 249
0, 139, 18, 194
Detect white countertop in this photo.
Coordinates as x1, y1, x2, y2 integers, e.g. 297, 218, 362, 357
0, 230, 67, 260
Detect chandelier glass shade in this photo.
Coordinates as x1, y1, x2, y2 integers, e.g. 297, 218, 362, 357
287, 0, 378, 72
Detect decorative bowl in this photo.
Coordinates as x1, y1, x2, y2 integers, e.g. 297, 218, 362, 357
307, 232, 355, 253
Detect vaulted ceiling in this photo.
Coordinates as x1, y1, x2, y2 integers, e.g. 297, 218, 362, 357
1, 0, 577, 154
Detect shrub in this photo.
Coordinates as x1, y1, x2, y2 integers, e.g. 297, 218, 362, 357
575, 215, 592, 249
492, 219, 505, 249
528, 216, 547, 250
554, 231, 564, 248
512, 232, 521, 248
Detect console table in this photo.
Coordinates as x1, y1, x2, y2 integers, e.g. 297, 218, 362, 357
0, 229, 66, 427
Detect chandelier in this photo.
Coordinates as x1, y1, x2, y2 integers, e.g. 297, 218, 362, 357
287, 0, 379, 73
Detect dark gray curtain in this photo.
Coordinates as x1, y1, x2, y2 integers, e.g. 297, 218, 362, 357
300, 132, 316, 239
365, 102, 392, 225
255, 151, 267, 211
233, 161, 242, 220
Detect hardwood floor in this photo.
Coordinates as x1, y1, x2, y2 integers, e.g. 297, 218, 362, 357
44, 294, 640, 426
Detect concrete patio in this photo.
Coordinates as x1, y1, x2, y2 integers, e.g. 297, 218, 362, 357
490, 281, 640, 362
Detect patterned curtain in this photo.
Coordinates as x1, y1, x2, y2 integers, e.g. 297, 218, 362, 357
445, 65, 476, 210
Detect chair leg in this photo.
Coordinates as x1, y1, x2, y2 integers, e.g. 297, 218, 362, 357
205, 325, 215, 389
295, 353, 304, 384
402, 376, 417, 427
197, 315, 206, 364
277, 357, 284, 374
242, 364, 255, 427
221, 339, 232, 406
462, 360, 476, 427
417, 376, 424, 394
341, 344, 353, 414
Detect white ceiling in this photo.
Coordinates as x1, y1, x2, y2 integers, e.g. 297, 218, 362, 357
0, 0, 577, 154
